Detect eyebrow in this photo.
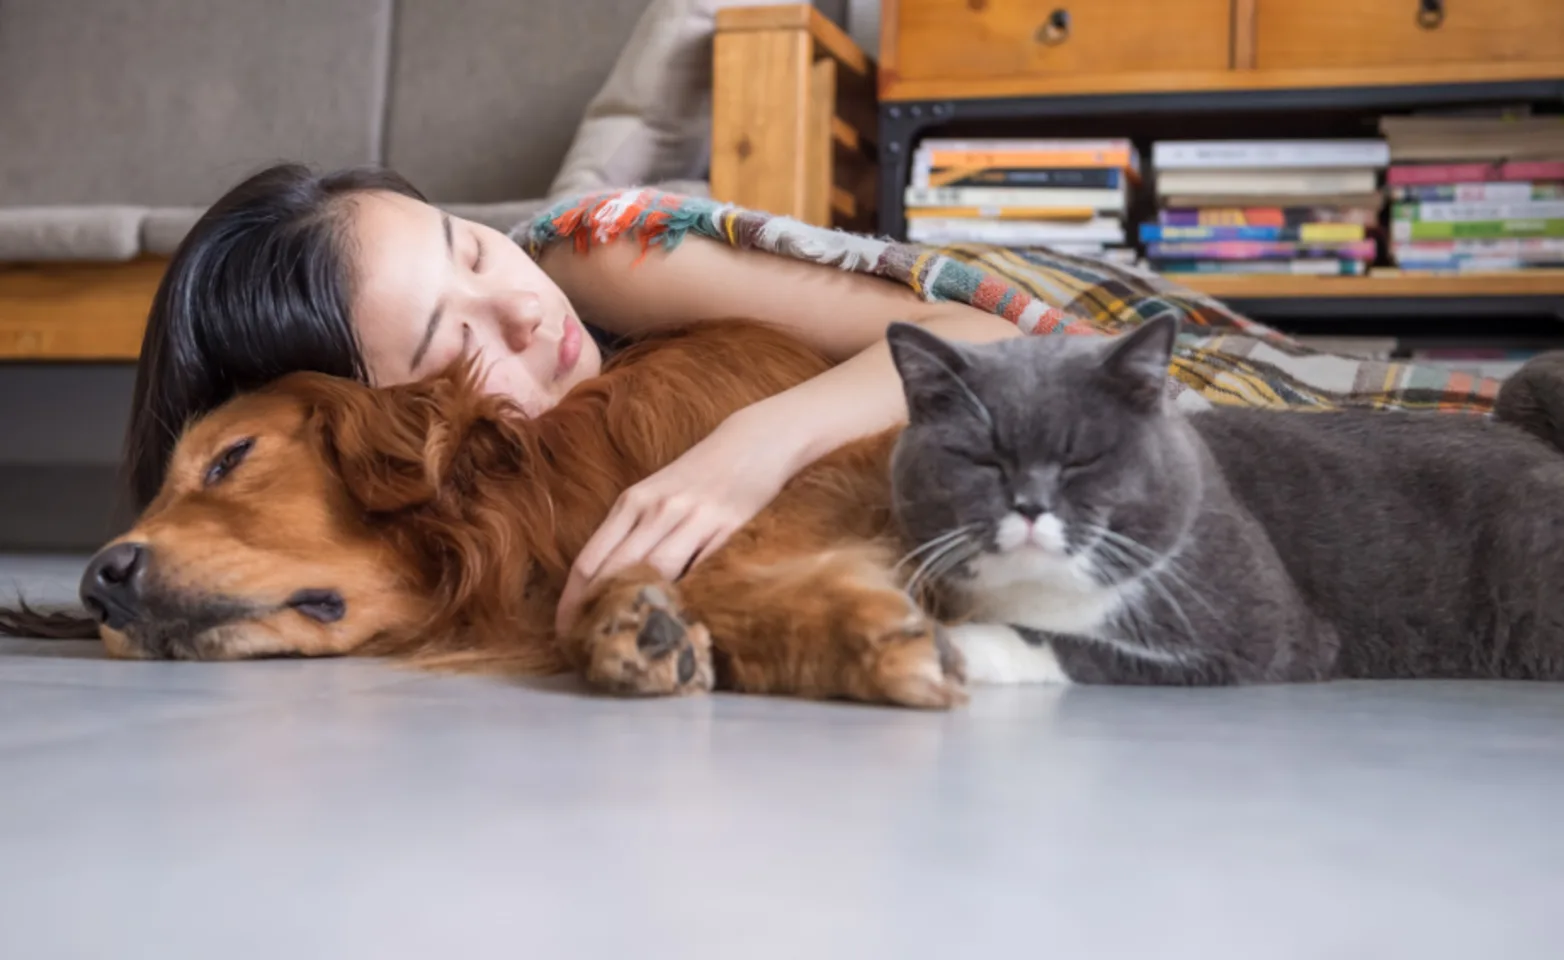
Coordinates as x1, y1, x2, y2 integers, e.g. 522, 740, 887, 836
409, 212, 455, 372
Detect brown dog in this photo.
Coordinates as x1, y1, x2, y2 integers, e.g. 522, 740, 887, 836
9, 322, 966, 709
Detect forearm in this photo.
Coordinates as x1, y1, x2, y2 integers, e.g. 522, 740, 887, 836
734, 303, 1023, 473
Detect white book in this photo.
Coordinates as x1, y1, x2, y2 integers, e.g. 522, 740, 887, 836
1153, 140, 1389, 170
908, 218, 1126, 245
1155, 168, 1379, 196
904, 185, 1126, 211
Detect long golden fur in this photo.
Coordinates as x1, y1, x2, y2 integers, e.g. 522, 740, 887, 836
12, 322, 966, 708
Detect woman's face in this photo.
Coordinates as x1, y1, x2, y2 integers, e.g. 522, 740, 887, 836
345, 191, 602, 416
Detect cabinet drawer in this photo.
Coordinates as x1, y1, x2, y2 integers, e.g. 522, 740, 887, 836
1255, 0, 1564, 70
889, 0, 1232, 83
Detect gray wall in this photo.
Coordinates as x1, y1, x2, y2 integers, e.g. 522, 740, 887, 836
0, 364, 135, 551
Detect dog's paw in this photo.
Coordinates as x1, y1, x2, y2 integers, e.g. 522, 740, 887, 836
857, 603, 968, 710
583, 585, 714, 698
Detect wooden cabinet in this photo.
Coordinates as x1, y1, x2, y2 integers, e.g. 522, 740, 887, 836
879, 0, 1564, 99
1255, 0, 1564, 70
890, 0, 1231, 83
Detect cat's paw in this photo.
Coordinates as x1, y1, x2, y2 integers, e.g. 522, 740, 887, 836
582, 585, 714, 697
945, 623, 1072, 685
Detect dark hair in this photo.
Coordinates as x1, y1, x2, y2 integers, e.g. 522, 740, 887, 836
125, 163, 427, 510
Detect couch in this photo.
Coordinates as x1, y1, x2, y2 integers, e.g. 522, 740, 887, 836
0, 0, 877, 549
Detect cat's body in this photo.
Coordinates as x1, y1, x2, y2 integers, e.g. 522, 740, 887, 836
886, 318, 1564, 686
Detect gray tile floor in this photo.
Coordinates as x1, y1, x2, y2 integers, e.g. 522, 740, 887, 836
3, 555, 1563, 959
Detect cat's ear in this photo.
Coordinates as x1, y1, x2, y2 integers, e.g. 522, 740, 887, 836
1100, 315, 1178, 411
887, 321, 980, 422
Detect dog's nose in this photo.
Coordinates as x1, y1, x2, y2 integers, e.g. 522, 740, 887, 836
79, 542, 149, 629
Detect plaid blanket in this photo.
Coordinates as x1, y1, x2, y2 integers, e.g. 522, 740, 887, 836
519, 189, 1503, 415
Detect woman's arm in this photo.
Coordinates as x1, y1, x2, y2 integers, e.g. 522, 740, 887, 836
542, 235, 1023, 632
542, 233, 1021, 467
539, 232, 1013, 360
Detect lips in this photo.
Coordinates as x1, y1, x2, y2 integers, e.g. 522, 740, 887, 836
555, 315, 582, 382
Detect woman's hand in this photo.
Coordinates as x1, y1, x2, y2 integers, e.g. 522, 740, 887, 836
554, 406, 800, 635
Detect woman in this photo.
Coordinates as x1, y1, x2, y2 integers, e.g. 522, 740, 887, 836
128, 163, 1021, 632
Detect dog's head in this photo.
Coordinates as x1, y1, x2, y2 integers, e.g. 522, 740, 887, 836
80, 369, 556, 663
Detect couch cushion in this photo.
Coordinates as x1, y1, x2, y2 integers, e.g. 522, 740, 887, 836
547, 1, 855, 200
382, 0, 656, 203
0, 0, 394, 207
139, 208, 205, 258
0, 208, 146, 262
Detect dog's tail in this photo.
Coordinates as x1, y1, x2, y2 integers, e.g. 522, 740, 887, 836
1495, 352, 1564, 454
0, 599, 99, 639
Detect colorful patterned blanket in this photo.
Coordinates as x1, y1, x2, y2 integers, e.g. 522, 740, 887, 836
518, 188, 1503, 415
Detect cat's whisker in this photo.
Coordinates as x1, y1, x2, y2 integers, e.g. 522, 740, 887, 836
905, 534, 977, 598
1089, 536, 1203, 653
922, 540, 982, 589
908, 537, 984, 601
896, 524, 979, 572
1139, 567, 1203, 651
1090, 525, 1221, 633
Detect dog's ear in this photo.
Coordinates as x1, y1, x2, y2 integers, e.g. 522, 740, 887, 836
292, 374, 474, 514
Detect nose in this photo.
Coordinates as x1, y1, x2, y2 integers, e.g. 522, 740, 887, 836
79, 542, 148, 629
1013, 500, 1047, 522
496, 292, 544, 352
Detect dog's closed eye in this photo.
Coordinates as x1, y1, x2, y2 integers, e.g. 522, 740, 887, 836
287, 589, 346, 624
205, 438, 255, 487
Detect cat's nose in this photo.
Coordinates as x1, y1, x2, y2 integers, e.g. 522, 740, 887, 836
1013, 500, 1047, 522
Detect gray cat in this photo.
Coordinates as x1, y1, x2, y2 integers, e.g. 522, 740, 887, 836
886, 316, 1564, 686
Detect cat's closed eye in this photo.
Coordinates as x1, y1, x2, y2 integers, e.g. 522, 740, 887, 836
1064, 451, 1107, 473
941, 443, 1004, 472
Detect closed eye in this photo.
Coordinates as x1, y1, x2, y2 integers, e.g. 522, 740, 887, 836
1065, 451, 1107, 472
204, 437, 255, 487
942, 443, 1002, 471
472, 234, 486, 272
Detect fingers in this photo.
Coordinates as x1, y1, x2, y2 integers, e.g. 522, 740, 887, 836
556, 505, 735, 638
555, 571, 588, 637
642, 513, 722, 583
557, 486, 692, 636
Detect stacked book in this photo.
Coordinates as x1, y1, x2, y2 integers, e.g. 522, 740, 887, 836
1381, 114, 1564, 272
1142, 140, 1390, 276
904, 138, 1138, 260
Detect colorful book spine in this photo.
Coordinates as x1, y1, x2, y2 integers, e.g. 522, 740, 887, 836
1389, 182, 1564, 203
1386, 161, 1564, 187
1392, 200, 1564, 223
904, 186, 1122, 211
926, 168, 1122, 189
1394, 237, 1564, 258
1145, 240, 1377, 261
1154, 259, 1368, 275
1391, 219, 1564, 241
1158, 207, 1379, 227
906, 206, 1099, 221
920, 142, 1138, 172
1393, 257, 1564, 272
1139, 224, 1367, 243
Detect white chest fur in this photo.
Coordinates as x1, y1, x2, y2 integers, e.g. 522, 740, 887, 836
965, 548, 1127, 638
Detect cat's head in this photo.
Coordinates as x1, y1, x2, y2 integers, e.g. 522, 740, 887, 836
887, 316, 1203, 595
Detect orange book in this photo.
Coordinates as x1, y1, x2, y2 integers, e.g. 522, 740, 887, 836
923, 147, 1139, 174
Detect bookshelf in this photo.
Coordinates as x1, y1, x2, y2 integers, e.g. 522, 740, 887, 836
875, 0, 1564, 325
1182, 271, 1564, 301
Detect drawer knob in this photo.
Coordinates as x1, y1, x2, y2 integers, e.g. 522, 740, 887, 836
1417, 0, 1445, 29
1035, 8, 1071, 46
